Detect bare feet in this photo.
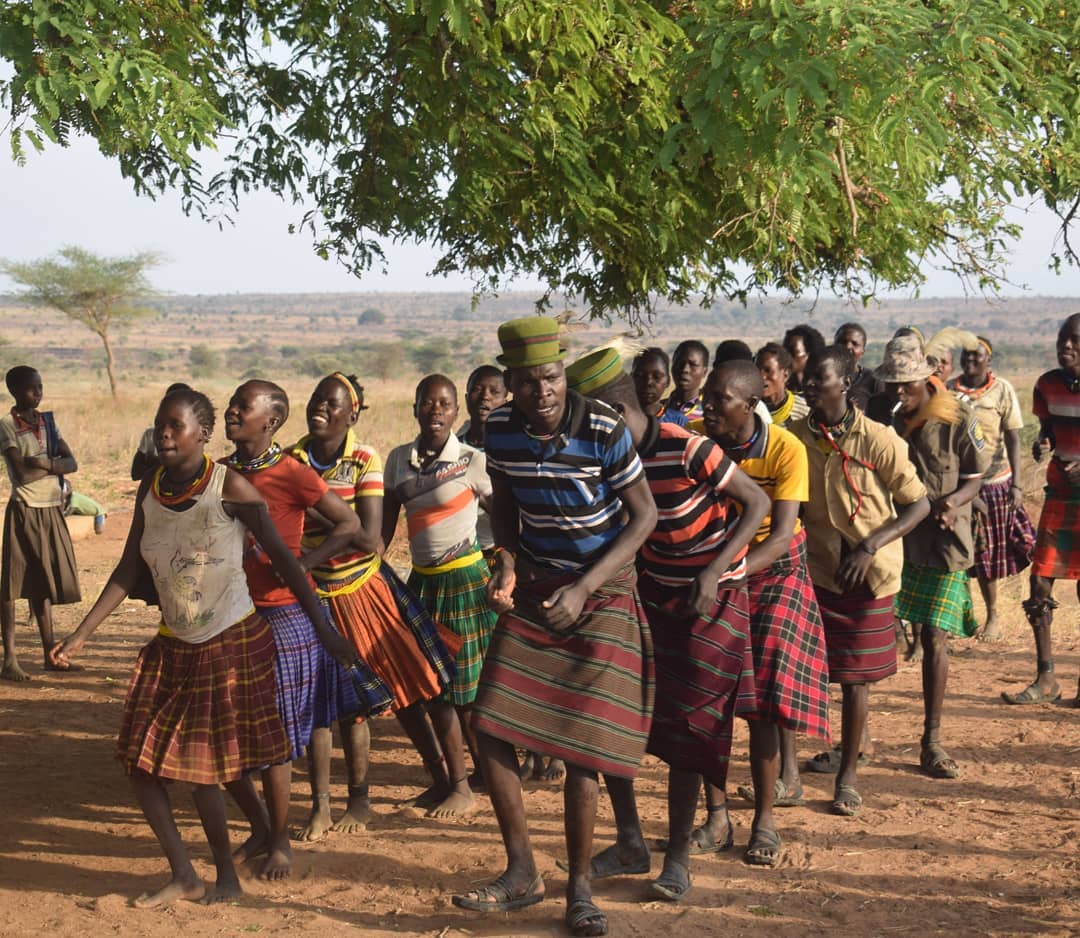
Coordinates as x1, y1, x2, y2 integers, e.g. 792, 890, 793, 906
518, 751, 538, 781
1, 660, 31, 682
295, 794, 333, 841
44, 660, 85, 672
259, 841, 292, 881
903, 641, 923, 664
976, 616, 1002, 643
200, 873, 243, 905
132, 874, 206, 908
331, 795, 372, 833
541, 758, 566, 782
413, 783, 447, 810
426, 787, 474, 819
232, 829, 269, 863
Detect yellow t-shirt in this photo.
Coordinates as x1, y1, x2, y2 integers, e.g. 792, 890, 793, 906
735, 422, 808, 543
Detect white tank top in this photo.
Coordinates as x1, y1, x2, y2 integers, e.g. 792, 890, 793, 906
140, 462, 255, 644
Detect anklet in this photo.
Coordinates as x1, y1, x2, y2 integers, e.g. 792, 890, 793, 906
705, 804, 727, 813
347, 783, 370, 800
1037, 658, 1055, 674
312, 792, 330, 805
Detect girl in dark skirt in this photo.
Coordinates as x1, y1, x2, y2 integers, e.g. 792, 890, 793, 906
51, 387, 357, 907
791, 347, 930, 817
0, 365, 81, 681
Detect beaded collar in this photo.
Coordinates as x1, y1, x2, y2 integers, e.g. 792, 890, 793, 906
223, 442, 284, 474
151, 455, 213, 507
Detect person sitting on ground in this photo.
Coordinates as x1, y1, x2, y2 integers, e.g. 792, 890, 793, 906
0, 365, 81, 682
877, 335, 990, 777
1008, 313, 1080, 708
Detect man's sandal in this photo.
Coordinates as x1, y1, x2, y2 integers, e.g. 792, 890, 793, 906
744, 828, 783, 867
452, 873, 544, 912
566, 897, 608, 937
1001, 682, 1062, 705
919, 742, 960, 779
555, 844, 650, 879
831, 784, 862, 817
805, 748, 870, 774
650, 857, 691, 902
735, 778, 805, 807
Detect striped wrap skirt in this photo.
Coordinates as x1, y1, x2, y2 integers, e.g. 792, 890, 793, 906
472, 561, 654, 779
1031, 485, 1080, 580
258, 602, 391, 760
117, 613, 291, 785
638, 571, 753, 789
815, 583, 898, 685
407, 553, 498, 706
746, 530, 831, 740
319, 559, 461, 712
972, 477, 1035, 581
895, 564, 978, 637
1, 499, 81, 605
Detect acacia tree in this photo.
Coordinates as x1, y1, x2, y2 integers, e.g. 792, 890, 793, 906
1, 1, 1078, 320
0, 246, 162, 396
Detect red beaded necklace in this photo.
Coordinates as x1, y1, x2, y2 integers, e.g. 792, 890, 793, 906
152, 454, 213, 507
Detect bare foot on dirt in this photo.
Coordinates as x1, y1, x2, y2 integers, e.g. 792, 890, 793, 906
976, 616, 1003, 643
1, 660, 31, 682
541, 758, 566, 782
200, 874, 243, 905
132, 874, 206, 908
426, 788, 474, 818
44, 660, 85, 672
331, 795, 372, 833
232, 830, 269, 863
518, 751, 538, 781
259, 843, 292, 881
295, 796, 332, 841
903, 642, 923, 664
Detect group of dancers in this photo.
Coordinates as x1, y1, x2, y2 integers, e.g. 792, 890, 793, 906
1, 311, 1077, 938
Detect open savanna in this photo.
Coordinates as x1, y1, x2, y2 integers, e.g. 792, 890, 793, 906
0, 295, 1077, 937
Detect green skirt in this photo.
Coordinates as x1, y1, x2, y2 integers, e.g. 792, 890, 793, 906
408, 556, 498, 706
895, 564, 977, 637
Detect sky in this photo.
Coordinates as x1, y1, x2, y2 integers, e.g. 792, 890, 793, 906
2, 135, 1079, 299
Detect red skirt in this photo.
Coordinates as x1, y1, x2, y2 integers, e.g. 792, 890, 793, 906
117, 613, 291, 784
1031, 488, 1080, 580
638, 573, 753, 789
815, 584, 897, 685
746, 531, 831, 740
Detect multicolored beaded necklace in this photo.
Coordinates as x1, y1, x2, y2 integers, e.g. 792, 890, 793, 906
151, 454, 213, 507
953, 371, 997, 401
223, 442, 285, 474
724, 419, 763, 463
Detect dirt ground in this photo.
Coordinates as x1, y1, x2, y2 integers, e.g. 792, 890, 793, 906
0, 510, 1077, 938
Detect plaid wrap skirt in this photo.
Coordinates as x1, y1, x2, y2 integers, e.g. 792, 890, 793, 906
895, 564, 978, 637
408, 556, 498, 706
1032, 486, 1080, 580
638, 572, 753, 789
473, 562, 654, 779
815, 584, 898, 685
746, 530, 831, 740
117, 613, 290, 785
972, 478, 1035, 581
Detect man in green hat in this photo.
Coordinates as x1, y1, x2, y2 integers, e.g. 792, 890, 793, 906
452, 318, 657, 938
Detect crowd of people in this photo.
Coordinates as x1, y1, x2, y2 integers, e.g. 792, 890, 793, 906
1, 311, 1078, 937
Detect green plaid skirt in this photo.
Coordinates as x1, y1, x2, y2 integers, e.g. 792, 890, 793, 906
895, 564, 977, 637
408, 555, 498, 706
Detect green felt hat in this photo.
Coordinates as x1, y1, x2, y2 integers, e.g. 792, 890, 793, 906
564, 347, 625, 396
496, 316, 567, 368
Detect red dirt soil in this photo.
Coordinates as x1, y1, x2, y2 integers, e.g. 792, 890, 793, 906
0, 510, 1077, 938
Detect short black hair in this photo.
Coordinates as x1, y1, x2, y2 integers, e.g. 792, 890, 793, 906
755, 341, 793, 372
5, 365, 38, 396
466, 365, 505, 394
633, 347, 670, 374
588, 373, 642, 416
1060, 313, 1080, 337
835, 322, 867, 345
165, 382, 192, 397
713, 339, 753, 367
243, 379, 289, 424
783, 324, 827, 357
415, 373, 457, 404
807, 344, 856, 382
161, 387, 216, 434
711, 359, 764, 402
672, 340, 709, 364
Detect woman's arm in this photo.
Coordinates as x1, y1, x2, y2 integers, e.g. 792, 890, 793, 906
297, 491, 361, 571
1004, 428, 1023, 509
49, 479, 151, 665
380, 488, 403, 554
486, 475, 520, 613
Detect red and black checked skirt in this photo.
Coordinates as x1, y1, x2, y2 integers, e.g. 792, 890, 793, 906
972, 478, 1035, 581
638, 573, 754, 789
1032, 487, 1080, 580
746, 530, 831, 741
815, 583, 897, 685
117, 613, 290, 785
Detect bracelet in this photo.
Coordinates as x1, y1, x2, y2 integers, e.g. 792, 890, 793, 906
493, 546, 516, 563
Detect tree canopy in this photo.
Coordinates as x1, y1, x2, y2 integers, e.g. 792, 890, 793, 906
2, 1, 1078, 319
0, 245, 162, 396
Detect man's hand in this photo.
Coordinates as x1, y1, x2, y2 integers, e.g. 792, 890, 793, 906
836, 543, 874, 591
934, 497, 959, 531
686, 570, 720, 618
540, 580, 589, 631
1032, 436, 1051, 462
486, 563, 516, 614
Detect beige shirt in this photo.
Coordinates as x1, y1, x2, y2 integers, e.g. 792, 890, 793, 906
792, 408, 927, 597
949, 374, 1023, 482
0, 412, 63, 508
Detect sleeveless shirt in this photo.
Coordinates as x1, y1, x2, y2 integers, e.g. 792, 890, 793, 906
140, 462, 255, 643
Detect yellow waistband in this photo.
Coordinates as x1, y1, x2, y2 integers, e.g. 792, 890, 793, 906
315, 555, 381, 598
412, 550, 484, 576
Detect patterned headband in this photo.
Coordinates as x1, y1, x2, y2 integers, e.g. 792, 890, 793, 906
977, 338, 992, 357
330, 372, 362, 415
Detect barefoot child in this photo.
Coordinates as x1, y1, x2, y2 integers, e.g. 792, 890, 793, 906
878, 335, 989, 776
1, 365, 81, 681
791, 346, 930, 817
1008, 313, 1080, 707
50, 387, 357, 906
221, 380, 391, 879
385, 374, 496, 796
290, 372, 468, 827
563, 348, 768, 902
